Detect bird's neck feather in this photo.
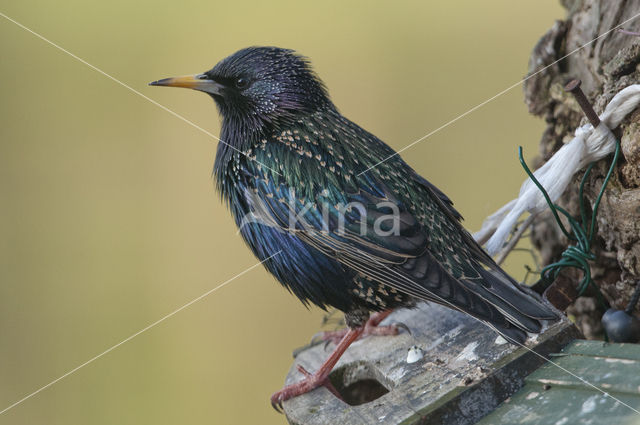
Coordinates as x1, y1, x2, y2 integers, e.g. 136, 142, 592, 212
212, 105, 340, 204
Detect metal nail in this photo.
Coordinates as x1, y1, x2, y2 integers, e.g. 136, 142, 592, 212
564, 79, 601, 127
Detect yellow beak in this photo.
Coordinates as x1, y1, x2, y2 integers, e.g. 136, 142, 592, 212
149, 74, 222, 95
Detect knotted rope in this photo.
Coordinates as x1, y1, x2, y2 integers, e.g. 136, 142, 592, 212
475, 84, 640, 255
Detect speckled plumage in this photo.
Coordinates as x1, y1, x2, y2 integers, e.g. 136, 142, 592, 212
158, 47, 557, 343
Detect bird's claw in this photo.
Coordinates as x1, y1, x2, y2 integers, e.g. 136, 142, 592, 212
324, 339, 334, 351
296, 364, 312, 377
312, 329, 349, 345
271, 398, 284, 414
392, 321, 412, 335
270, 364, 340, 413
317, 321, 409, 347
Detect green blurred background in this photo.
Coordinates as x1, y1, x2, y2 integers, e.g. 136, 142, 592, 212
1, 1, 564, 424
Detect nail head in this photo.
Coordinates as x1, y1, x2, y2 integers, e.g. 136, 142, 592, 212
564, 79, 582, 92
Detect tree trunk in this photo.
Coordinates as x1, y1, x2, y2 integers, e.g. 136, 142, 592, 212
525, 0, 640, 338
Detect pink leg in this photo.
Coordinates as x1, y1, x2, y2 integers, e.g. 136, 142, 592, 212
319, 310, 399, 344
271, 326, 364, 411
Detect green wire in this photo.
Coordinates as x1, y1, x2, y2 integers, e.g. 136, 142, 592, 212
517, 138, 621, 312
589, 140, 621, 245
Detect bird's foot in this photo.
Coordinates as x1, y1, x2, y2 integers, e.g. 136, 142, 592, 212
271, 327, 364, 412
318, 324, 402, 345
270, 364, 342, 412
317, 310, 406, 345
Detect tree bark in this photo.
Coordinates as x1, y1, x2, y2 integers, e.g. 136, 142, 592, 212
524, 0, 640, 338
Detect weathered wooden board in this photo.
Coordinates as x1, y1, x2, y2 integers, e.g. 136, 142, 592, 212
282, 303, 579, 424
478, 340, 640, 425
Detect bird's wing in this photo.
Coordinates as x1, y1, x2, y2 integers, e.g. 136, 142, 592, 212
410, 170, 463, 222
245, 160, 554, 338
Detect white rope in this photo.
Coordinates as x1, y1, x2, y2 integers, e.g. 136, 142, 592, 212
475, 84, 640, 255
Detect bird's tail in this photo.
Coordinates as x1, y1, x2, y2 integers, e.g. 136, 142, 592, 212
411, 251, 558, 344
463, 267, 558, 343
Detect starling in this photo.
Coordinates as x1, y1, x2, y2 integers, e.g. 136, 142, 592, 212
150, 47, 558, 408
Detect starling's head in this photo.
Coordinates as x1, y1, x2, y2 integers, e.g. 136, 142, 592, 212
150, 47, 332, 128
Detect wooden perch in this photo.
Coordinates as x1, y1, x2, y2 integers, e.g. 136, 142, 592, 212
282, 304, 579, 424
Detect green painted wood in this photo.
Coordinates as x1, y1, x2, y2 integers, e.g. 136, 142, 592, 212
526, 354, 640, 395
478, 340, 640, 425
560, 340, 640, 361
476, 384, 640, 425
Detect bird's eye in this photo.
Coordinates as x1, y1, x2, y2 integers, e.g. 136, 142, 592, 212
235, 78, 248, 89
